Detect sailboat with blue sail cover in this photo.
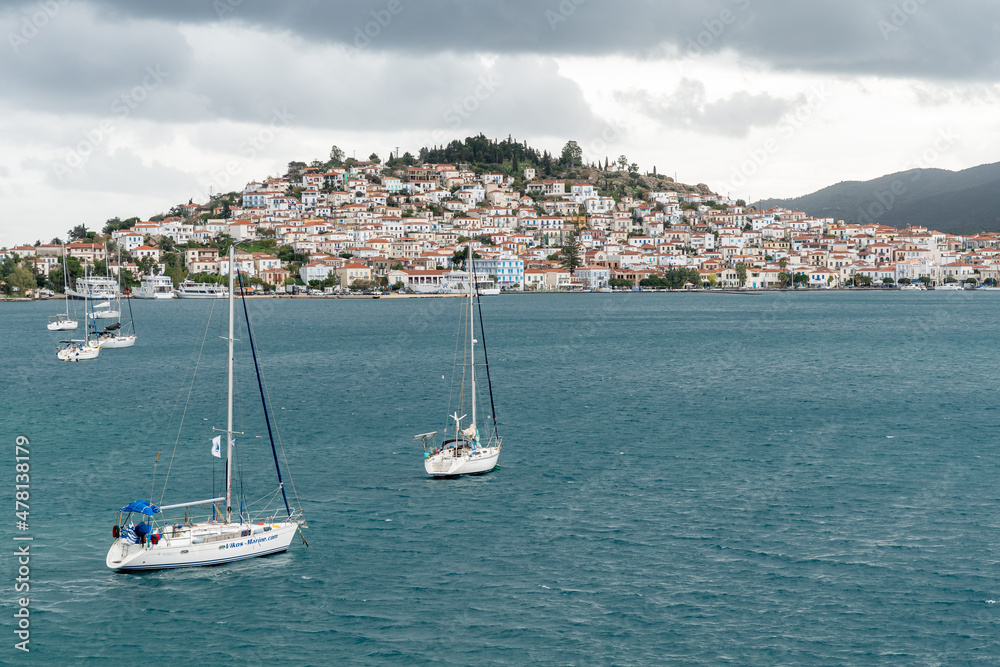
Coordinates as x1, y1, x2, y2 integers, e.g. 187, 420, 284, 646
106, 246, 304, 570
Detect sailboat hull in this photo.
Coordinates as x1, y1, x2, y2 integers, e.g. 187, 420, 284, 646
47, 320, 78, 331
107, 521, 300, 570
132, 291, 175, 299
424, 447, 501, 476
57, 343, 100, 361
99, 335, 136, 348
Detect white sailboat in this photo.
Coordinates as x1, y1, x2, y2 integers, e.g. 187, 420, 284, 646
417, 245, 503, 476
98, 322, 135, 348
56, 335, 100, 361
107, 246, 304, 570
47, 312, 78, 331
47, 245, 78, 331
89, 300, 121, 320
57, 281, 100, 361
98, 248, 136, 348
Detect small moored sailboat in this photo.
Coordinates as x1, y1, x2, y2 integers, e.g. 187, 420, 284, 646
57, 285, 100, 361
48, 313, 79, 332
97, 248, 136, 348
47, 245, 79, 331
56, 338, 100, 361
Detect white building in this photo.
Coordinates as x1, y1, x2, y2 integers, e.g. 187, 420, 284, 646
575, 265, 610, 290
299, 262, 336, 284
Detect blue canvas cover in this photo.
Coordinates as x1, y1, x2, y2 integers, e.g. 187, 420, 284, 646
120, 500, 160, 516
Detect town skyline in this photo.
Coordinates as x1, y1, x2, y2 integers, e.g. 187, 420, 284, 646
3, 146, 995, 299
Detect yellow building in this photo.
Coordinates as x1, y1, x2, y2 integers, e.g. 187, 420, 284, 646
336, 263, 372, 287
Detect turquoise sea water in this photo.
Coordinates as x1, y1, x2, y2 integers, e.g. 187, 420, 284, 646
3, 291, 1000, 665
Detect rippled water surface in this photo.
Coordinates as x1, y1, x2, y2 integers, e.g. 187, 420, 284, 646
4, 291, 1000, 665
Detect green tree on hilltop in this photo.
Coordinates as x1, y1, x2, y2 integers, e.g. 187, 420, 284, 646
561, 141, 582, 168
68, 224, 91, 241
329, 145, 345, 167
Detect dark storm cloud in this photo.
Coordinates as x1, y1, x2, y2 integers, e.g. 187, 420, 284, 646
0, 5, 193, 118
9, 0, 1000, 80
0, 4, 604, 137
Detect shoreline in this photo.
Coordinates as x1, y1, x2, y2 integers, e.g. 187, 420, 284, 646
5, 286, 985, 303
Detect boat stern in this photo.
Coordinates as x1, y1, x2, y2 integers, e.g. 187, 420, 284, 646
106, 539, 148, 570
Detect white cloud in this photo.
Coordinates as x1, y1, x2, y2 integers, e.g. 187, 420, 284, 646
616, 78, 802, 138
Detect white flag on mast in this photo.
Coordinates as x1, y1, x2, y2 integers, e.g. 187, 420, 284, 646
211, 435, 222, 458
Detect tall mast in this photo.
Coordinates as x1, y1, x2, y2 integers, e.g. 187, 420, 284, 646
116, 245, 122, 325
469, 241, 476, 428
84, 265, 91, 343
62, 244, 69, 317
225, 245, 235, 524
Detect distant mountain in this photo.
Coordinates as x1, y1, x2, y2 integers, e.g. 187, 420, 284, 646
756, 162, 1000, 234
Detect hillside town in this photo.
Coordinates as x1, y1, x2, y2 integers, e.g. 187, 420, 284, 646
4, 144, 1000, 296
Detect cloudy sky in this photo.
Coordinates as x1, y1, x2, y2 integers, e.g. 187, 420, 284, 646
2, 0, 999, 246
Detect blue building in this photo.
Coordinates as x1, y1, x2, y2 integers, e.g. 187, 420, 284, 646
473, 257, 524, 290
